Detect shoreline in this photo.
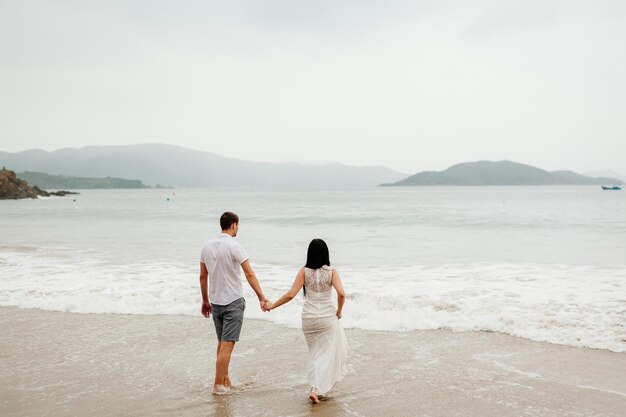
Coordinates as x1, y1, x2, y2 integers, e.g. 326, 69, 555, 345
1, 307, 625, 416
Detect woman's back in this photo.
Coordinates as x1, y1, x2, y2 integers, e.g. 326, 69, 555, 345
302, 266, 336, 319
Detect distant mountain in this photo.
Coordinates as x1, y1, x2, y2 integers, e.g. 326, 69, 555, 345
0, 144, 406, 189
16, 171, 148, 189
382, 160, 624, 186
584, 170, 626, 183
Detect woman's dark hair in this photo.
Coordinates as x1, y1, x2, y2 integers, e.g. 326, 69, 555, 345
303, 239, 330, 296
305, 239, 330, 269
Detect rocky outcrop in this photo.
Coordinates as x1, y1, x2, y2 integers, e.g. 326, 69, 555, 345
0, 168, 79, 199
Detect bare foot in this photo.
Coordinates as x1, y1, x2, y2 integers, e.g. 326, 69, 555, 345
309, 390, 320, 404
224, 375, 233, 388
212, 385, 231, 395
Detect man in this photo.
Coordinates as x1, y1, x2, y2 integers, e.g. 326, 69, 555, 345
199, 211, 270, 394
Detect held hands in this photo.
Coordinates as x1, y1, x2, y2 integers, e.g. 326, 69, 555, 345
201, 301, 211, 318
260, 299, 273, 312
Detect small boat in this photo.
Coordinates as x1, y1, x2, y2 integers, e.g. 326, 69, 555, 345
601, 185, 622, 190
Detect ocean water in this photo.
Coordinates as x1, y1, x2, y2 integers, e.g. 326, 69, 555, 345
1, 187, 625, 352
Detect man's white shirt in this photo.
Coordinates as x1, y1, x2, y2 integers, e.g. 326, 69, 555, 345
200, 233, 249, 306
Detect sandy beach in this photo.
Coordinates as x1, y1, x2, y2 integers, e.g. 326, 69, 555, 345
1, 306, 624, 417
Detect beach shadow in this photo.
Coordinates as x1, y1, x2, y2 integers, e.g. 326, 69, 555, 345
208, 394, 235, 417
308, 397, 349, 416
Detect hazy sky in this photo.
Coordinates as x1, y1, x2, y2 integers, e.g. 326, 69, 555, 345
1, 0, 625, 174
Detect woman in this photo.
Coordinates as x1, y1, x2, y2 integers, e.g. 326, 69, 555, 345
267, 239, 348, 403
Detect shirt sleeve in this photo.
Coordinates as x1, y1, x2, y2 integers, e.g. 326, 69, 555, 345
232, 242, 249, 265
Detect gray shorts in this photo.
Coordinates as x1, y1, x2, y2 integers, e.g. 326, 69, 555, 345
211, 297, 246, 342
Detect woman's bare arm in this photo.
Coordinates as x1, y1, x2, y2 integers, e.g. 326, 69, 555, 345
331, 269, 345, 319
268, 268, 305, 310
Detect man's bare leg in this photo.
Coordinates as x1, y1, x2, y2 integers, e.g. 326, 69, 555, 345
213, 341, 236, 393
215, 342, 234, 388
224, 374, 233, 388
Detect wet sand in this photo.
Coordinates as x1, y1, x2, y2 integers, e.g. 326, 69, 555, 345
1, 307, 624, 417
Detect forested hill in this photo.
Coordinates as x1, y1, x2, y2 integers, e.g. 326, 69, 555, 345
16, 171, 148, 189
383, 160, 623, 186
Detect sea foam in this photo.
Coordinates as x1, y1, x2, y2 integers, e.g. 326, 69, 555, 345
1, 246, 624, 352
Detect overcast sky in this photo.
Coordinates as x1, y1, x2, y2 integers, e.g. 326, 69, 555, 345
1, 0, 625, 174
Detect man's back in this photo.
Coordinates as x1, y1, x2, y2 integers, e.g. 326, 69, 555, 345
199, 211, 269, 394
200, 233, 248, 306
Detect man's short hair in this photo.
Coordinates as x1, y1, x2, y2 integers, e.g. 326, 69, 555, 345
220, 211, 239, 230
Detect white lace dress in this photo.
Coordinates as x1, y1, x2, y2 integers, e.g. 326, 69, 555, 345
301, 266, 349, 396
